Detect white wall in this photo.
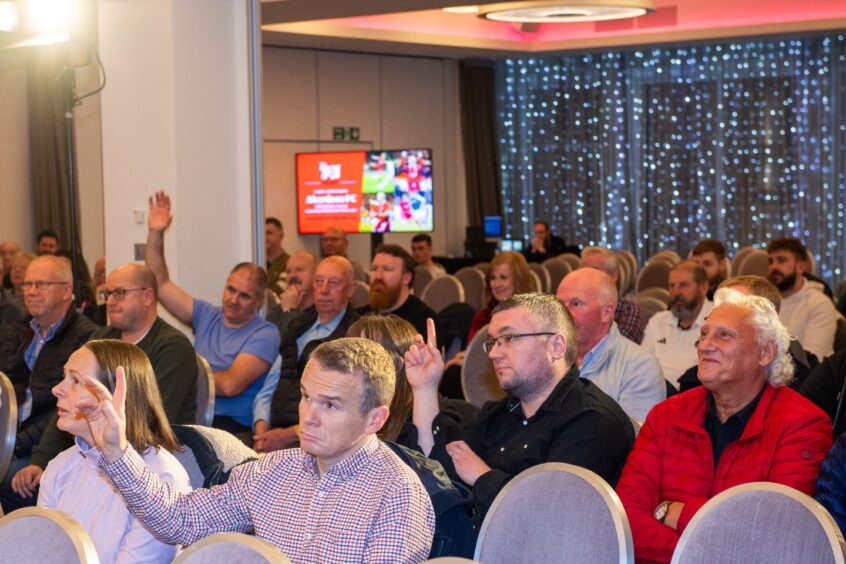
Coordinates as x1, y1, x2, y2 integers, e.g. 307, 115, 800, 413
262, 47, 467, 268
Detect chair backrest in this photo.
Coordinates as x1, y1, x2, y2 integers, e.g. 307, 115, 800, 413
421, 275, 465, 313
672, 482, 845, 564
475, 462, 633, 564
0, 507, 100, 563
730, 246, 756, 275
195, 354, 215, 427
352, 261, 370, 283
350, 280, 370, 309
454, 267, 486, 311
559, 252, 581, 271
541, 258, 572, 294
424, 558, 478, 563
632, 295, 667, 322
616, 250, 638, 295
636, 286, 670, 305
629, 416, 643, 437
635, 260, 674, 294
736, 249, 770, 278
183, 424, 258, 473
461, 325, 506, 408
651, 249, 681, 264
0, 372, 17, 483
528, 270, 542, 293
174, 532, 290, 563
528, 263, 551, 293
414, 265, 435, 297
473, 262, 489, 273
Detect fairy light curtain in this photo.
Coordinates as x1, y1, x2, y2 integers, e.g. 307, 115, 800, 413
497, 34, 846, 282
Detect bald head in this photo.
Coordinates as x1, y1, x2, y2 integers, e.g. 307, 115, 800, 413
556, 268, 618, 360
110, 263, 159, 298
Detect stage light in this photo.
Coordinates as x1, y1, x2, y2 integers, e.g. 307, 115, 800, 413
24, 0, 77, 35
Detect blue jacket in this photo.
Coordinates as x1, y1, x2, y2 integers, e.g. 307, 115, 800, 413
815, 432, 846, 535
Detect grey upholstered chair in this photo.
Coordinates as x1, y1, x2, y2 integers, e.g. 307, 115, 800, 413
730, 246, 756, 277
651, 249, 681, 264
616, 250, 638, 295
350, 280, 370, 309
461, 325, 506, 408
413, 265, 435, 297
473, 262, 490, 273
636, 286, 671, 305
174, 532, 290, 563
195, 354, 216, 426
542, 257, 572, 294
454, 267, 486, 311
559, 252, 581, 271
475, 462, 634, 564
632, 295, 667, 322
672, 482, 845, 564
736, 249, 770, 278
0, 371, 18, 483
635, 260, 674, 294
0, 507, 100, 563
528, 262, 551, 293
424, 558, 479, 563
420, 275, 465, 313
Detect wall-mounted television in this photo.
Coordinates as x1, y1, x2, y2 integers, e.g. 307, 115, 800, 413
295, 148, 433, 234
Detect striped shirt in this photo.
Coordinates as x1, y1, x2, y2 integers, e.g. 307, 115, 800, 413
100, 436, 435, 563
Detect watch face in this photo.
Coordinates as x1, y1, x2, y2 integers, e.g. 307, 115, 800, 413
654, 502, 669, 521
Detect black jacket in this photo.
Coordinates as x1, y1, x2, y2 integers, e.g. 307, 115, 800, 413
269, 306, 360, 428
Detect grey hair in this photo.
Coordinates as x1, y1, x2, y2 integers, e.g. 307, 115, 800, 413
713, 288, 793, 387
582, 246, 620, 277
492, 292, 577, 366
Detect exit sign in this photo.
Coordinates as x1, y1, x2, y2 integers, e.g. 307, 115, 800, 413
332, 127, 360, 141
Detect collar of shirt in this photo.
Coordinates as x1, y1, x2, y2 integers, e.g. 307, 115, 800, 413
301, 435, 379, 482
505, 363, 581, 418
74, 436, 103, 469
581, 323, 617, 371
296, 307, 347, 357
704, 385, 766, 464
25, 314, 67, 369
28, 315, 65, 341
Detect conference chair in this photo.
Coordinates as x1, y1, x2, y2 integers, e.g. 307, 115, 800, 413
528, 262, 551, 293
461, 325, 506, 408
616, 250, 638, 295
350, 280, 370, 309
0, 372, 17, 483
195, 354, 216, 427
736, 249, 770, 278
559, 252, 581, 271
454, 267, 486, 311
651, 250, 681, 264
352, 261, 370, 283
541, 257, 572, 294
730, 246, 756, 275
174, 532, 290, 563
424, 558, 478, 563
636, 287, 670, 305
475, 463, 634, 564
632, 295, 667, 322
473, 262, 490, 273
672, 482, 845, 564
172, 424, 258, 489
421, 275, 465, 313
528, 271, 542, 293
615, 255, 632, 297
414, 265, 435, 297
629, 416, 643, 437
0, 507, 99, 563
635, 260, 674, 294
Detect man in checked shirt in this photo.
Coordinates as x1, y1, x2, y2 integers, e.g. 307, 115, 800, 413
76, 338, 436, 563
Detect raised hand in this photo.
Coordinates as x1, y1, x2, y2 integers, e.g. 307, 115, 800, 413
76, 366, 129, 462
404, 318, 444, 392
148, 190, 173, 233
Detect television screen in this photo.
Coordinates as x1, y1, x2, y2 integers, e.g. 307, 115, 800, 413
296, 148, 434, 234
484, 216, 503, 238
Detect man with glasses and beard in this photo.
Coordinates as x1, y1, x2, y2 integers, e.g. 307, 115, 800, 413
767, 237, 837, 361
642, 261, 713, 391
357, 244, 435, 336
406, 293, 633, 526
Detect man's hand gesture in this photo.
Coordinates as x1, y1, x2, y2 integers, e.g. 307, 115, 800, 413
77, 367, 129, 463
148, 190, 173, 234
404, 318, 444, 392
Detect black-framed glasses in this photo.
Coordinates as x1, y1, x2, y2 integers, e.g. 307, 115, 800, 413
99, 288, 147, 302
482, 332, 557, 353
21, 280, 69, 291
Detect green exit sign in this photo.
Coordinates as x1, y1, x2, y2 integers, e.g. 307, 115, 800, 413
332, 127, 360, 141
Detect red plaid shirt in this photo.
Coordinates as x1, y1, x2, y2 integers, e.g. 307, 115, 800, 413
101, 437, 435, 563
616, 297, 646, 344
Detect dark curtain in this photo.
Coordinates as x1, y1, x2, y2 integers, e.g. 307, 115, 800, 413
26, 45, 78, 251
459, 60, 502, 227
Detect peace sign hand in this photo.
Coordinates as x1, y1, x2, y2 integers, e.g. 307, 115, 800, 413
76, 367, 129, 463
404, 318, 444, 392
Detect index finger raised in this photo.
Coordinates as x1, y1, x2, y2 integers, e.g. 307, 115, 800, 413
426, 317, 437, 347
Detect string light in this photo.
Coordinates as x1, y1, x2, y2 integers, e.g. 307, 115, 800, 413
497, 34, 846, 282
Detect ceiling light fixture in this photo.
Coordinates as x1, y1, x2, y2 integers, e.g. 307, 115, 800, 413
479, 0, 654, 23
443, 5, 480, 13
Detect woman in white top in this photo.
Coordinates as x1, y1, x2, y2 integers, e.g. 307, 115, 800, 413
38, 340, 191, 563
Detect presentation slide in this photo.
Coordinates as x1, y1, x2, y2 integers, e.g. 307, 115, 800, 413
296, 152, 366, 234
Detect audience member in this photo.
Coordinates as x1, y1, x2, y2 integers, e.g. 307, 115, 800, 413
266, 251, 317, 335
767, 237, 838, 361
801, 348, 846, 438
0, 252, 34, 313
56, 249, 100, 325
690, 239, 729, 300
642, 260, 713, 389
93, 256, 106, 291
411, 234, 445, 277
616, 289, 832, 563
83, 338, 436, 563
678, 275, 817, 392
265, 217, 289, 294
0, 240, 20, 288
254, 256, 359, 452
38, 340, 191, 563
357, 244, 436, 336
522, 220, 577, 263
580, 246, 646, 343
36, 230, 59, 255
556, 269, 665, 421
468, 251, 534, 342
145, 191, 279, 434
407, 293, 634, 526
815, 433, 846, 536
0, 255, 97, 512
320, 227, 350, 258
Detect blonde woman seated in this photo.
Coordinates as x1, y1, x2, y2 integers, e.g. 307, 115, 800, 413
38, 340, 191, 563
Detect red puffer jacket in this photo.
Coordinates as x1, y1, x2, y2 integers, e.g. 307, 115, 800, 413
616, 384, 832, 564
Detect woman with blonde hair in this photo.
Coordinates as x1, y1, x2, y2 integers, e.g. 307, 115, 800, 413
467, 251, 536, 341
38, 340, 190, 563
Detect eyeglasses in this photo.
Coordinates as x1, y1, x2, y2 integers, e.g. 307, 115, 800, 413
314, 277, 345, 291
99, 288, 147, 301
482, 332, 557, 353
21, 280, 69, 291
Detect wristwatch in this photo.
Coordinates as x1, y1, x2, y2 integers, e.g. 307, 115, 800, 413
654, 500, 672, 523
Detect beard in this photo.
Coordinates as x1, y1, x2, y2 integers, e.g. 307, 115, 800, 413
769, 270, 797, 292
369, 280, 402, 311
670, 293, 703, 323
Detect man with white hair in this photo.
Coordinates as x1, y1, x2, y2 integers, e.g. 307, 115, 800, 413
616, 288, 833, 563
580, 247, 646, 343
